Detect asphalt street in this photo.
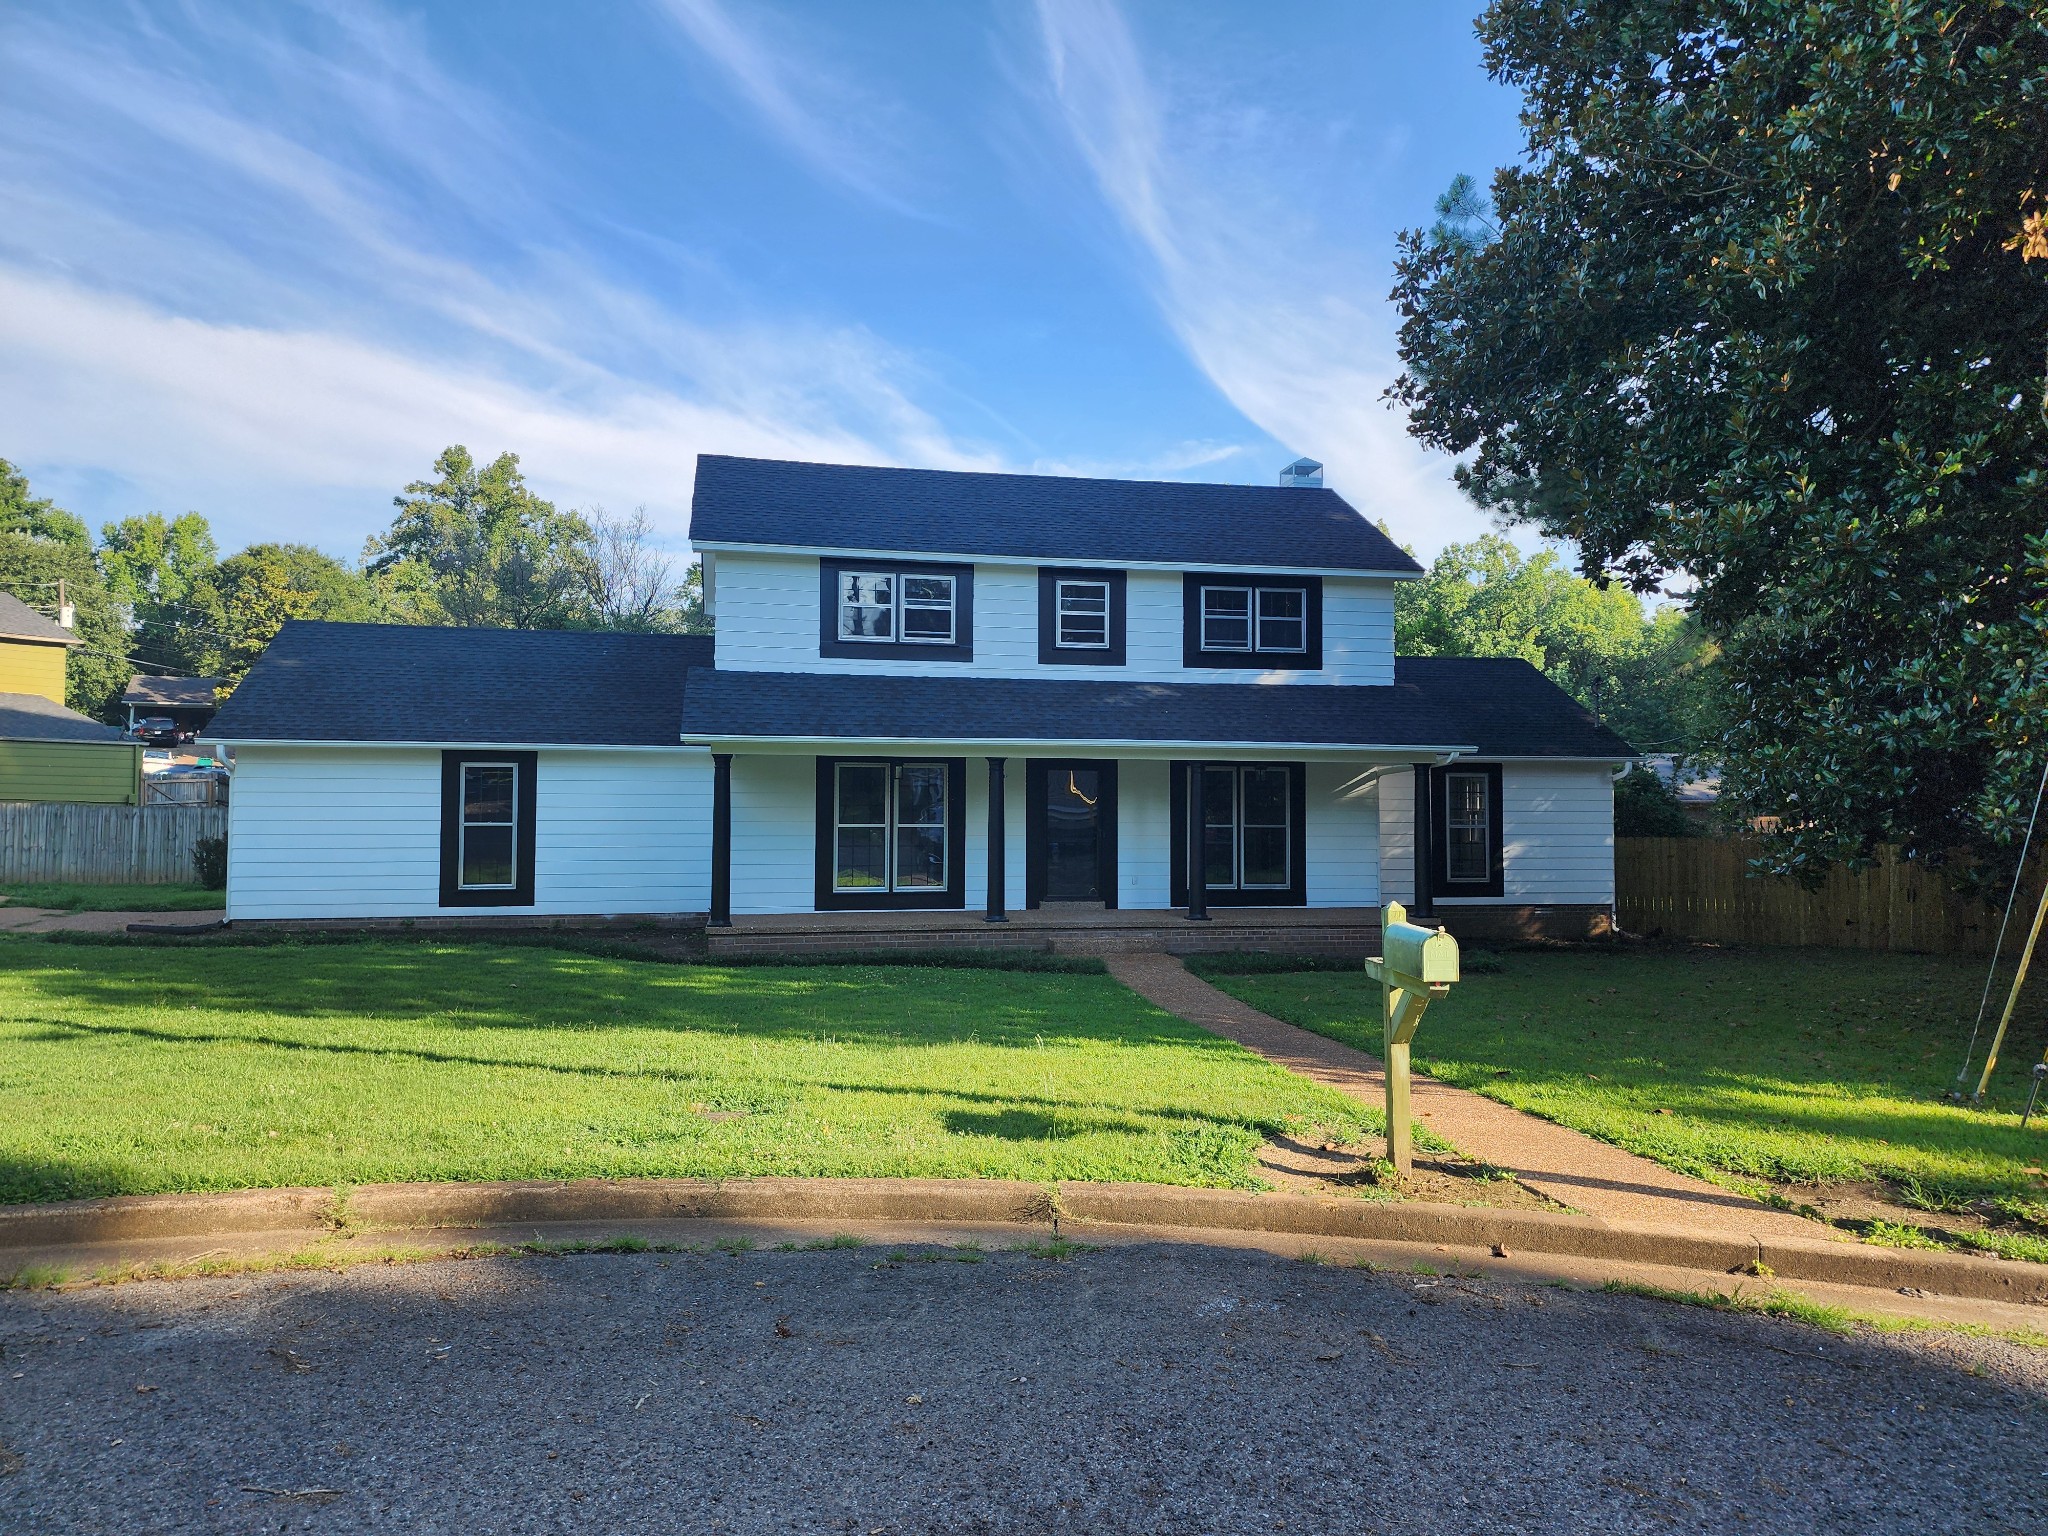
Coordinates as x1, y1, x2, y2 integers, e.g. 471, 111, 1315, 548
2, 1241, 2042, 1534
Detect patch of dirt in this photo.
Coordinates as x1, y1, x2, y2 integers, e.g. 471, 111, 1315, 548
1256, 1133, 1562, 1211
1761, 1176, 2048, 1257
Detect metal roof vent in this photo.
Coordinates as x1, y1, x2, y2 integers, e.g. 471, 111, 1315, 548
1279, 457, 1323, 488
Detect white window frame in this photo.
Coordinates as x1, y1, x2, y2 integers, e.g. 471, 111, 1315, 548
833, 761, 951, 893
1443, 770, 1492, 883
1198, 765, 1292, 891
1054, 579, 1112, 649
837, 570, 956, 646
458, 761, 519, 891
1199, 586, 1254, 652
1254, 587, 1308, 653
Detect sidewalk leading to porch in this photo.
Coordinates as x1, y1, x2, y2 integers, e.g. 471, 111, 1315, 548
707, 906, 1382, 959
1105, 953, 1835, 1246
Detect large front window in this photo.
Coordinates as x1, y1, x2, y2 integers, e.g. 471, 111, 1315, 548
1444, 771, 1491, 883
834, 761, 950, 893
1200, 765, 1292, 890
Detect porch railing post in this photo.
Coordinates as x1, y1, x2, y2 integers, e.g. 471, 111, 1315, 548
985, 756, 1007, 922
1186, 762, 1210, 921
709, 752, 732, 928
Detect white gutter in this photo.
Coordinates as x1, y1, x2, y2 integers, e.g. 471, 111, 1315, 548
689, 540, 1423, 582
208, 739, 701, 753
680, 733, 1478, 761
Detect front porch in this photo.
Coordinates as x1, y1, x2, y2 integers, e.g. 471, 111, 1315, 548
705, 903, 1384, 960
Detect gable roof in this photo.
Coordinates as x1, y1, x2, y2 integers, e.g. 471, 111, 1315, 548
124, 674, 221, 710
207, 622, 714, 747
0, 691, 130, 744
0, 591, 79, 646
1395, 656, 1636, 758
689, 455, 1424, 575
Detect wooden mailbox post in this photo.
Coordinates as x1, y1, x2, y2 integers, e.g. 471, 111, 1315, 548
1363, 901, 1460, 1175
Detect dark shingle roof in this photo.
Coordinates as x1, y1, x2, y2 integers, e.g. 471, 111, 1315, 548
0, 691, 130, 743
0, 591, 79, 645
680, 668, 1472, 750
208, 622, 714, 747
689, 455, 1424, 574
123, 674, 221, 709
1395, 657, 1636, 758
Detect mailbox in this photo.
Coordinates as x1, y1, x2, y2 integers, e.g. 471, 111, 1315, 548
1381, 906, 1460, 988
1363, 901, 1461, 1176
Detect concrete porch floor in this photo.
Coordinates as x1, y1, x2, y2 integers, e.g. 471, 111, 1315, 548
706, 904, 1382, 959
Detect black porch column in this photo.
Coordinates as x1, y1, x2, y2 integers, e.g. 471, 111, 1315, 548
1186, 762, 1210, 921
985, 756, 1008, 922
1411, 764, 1435, 919
709, 752, 732, 928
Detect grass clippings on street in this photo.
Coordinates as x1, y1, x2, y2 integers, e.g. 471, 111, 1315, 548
1202, 946, 2048, 1261
0, 935, 1377, 1204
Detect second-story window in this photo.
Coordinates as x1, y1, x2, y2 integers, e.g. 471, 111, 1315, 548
820, 560, 974, 661
1182, 573, 1322, 670
1037, 567, 1127, 665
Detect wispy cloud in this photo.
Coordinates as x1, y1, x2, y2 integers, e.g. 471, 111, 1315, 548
651, 0, 923, 214
1030, 0, 1492, 554
0, 3, 985, 548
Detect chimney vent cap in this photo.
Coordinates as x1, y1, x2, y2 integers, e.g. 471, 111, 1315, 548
1279, 457, 1323, 488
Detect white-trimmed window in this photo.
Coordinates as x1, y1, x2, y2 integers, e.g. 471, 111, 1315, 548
459, 762, 518, 890
1054, 580, 1111, 649
834, 761, 950, 893
1255, 588, 1307, 652
1444, 771, 1492, 883
835, 570, 956, 645
1199, 586, 1253, 651
1200, 765, 1292, 890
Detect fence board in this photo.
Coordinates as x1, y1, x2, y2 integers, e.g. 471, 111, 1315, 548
1616, 837, 2026, 955
0, 803, 226, 884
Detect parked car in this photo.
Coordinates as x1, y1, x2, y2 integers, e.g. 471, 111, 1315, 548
133, 716, 183, 747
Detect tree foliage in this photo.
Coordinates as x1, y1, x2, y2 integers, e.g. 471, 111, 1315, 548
0, 458, 90, 551
1396, 534, 1722, 762
584, 506, 711, 634
1613, 764, 1699, 838
181, 543, 387, 685
98, 511, 219, 676
1389, 1, 2048, 880
366, 446, 595, 630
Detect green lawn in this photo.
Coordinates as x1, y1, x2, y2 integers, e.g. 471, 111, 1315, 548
1202, 947, 2048, 1222
0, 937, 1375, 1204
0, 882, 222, 912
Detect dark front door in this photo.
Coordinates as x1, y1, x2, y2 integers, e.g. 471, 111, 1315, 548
1025, 760, 1118, 908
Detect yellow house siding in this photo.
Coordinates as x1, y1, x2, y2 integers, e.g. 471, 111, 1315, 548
0, 741, 141, 804
0, 640, 69, 705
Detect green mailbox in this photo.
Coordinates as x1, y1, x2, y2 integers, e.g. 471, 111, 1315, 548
1362, 901, 1461, 1175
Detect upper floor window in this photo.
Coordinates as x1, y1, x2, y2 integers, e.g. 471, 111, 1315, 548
819, 559, 973, 661
1037, 568, 1126, 665
1181, 573, 1322, 670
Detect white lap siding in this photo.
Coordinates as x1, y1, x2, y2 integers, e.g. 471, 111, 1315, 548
1304, 764, 1380, 908
1377, 760, 1616, 906
225, 745, 709, 921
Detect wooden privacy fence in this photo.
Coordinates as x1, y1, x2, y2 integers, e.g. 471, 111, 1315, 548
0, 803, 227, 884
1616, 837, 2020, 956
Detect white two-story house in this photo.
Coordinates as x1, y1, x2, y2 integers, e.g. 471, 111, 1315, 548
208, 455, 1632, 954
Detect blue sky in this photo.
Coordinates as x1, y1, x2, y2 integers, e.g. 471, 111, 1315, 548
0, 1, 1526, 562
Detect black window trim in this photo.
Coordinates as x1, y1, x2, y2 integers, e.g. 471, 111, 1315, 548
1169, 761, 1309, 907
1429, 761, 1505, 899
813, 755, 969, 911
1180, 573, 1322, 670
819, 559, 974, 661
439, 749, 537, 907
1036, 567, 1127, 666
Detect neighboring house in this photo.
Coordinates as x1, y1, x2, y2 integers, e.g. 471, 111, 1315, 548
0, 590, 79, 705
0, 692, 142, 805
207, 456, 1634, 947
122, 674, 222, 736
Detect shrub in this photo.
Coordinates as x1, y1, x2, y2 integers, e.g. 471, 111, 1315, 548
192, 835, 227, 890
1614, 766, 1696, 838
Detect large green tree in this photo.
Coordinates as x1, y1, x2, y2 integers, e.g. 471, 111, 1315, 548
1389, 1, 2048, 881
367, 446, 594, 630
0, 459, 90, 551
1397, 534, 1722, 762
98, 511, 219, 676
184, 544, 386, 686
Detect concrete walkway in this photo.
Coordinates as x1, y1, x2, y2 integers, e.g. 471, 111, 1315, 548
0, 905, 223, 934
1107, 952, 1833, 1245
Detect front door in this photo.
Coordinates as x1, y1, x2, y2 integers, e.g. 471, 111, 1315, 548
1026, 760, 1118, 908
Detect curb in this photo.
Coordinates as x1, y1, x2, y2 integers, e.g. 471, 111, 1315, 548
3, 1177, 2043, 1305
